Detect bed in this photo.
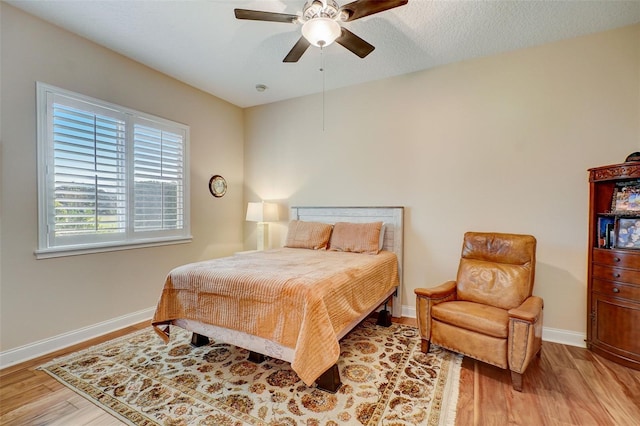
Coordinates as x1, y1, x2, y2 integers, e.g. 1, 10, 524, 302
152, 206, 404, 391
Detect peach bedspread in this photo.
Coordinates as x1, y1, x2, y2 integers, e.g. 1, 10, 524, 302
152, 248, 399, 385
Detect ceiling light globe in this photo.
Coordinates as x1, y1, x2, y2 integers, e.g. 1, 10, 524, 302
301, 17, 341, 47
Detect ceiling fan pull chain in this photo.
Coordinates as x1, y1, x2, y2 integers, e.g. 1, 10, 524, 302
320, 46, 325, 131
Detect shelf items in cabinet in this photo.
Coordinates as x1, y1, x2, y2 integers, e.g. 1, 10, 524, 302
610, 179, 640, 212
596, 216, 615, 248
616, 217, 640, 249
596, 214, 640, 250
594, 179, 640, 250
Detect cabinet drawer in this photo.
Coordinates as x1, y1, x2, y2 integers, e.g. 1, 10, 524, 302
593, 249, 640, 269
592, 264, 640, 284
593, 279, 640, 302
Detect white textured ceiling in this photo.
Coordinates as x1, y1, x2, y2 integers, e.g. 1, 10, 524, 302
7, 0, 640, 108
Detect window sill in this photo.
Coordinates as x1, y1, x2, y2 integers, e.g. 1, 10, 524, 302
35, 236, 193, 259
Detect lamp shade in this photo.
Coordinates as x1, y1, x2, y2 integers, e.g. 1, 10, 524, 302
246, 202, 279, 222
301, 17, 341, 47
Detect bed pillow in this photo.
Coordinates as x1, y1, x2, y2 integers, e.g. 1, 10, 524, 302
329, 221, 384, 254
284, 220, 333, 250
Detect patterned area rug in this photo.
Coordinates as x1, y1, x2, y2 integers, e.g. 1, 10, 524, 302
39, 319, 462, 425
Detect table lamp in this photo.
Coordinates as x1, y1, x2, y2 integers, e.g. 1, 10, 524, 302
246, 201, 279, 250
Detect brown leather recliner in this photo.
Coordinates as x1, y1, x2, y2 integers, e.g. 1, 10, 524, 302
414, 232, 543, 391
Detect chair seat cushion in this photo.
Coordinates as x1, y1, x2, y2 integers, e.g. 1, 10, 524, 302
431, 301, 509, 338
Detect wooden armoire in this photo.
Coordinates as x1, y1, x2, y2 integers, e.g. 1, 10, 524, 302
587, 161, 640, 370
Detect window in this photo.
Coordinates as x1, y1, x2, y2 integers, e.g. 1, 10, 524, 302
36, 82, 190, 258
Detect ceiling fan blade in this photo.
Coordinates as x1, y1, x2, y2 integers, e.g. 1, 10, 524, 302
340, 0, 408, 22
283, 36, 311, 62
234, 9, 299, 24
336, 28, 375, 58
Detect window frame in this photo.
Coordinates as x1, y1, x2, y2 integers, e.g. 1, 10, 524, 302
35, 82, 191, 259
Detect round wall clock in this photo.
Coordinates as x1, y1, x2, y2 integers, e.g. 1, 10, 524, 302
208, 175, 227, 198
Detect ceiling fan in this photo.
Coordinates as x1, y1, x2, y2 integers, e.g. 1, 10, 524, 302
234, 0, 408, 63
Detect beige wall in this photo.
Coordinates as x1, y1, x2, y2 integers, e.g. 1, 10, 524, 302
0, 4, 245, 351
244, 24, 640, 335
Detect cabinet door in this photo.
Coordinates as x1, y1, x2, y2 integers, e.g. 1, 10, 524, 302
591, 293, 640, 362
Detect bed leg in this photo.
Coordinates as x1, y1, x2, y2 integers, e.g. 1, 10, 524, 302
248, 351, 265, 363
376, 309, 392, 327
190, 333, 210, 347
316, 364, 342, 393
376, 299, 392, 327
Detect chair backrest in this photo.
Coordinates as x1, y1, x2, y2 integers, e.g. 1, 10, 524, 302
456, 232, 536, 310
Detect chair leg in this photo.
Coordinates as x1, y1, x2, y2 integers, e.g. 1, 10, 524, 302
510, 370, 523, 392
421, 339, 431, 354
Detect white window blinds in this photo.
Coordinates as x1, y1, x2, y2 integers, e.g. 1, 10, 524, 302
52, 101, 127, 238
37, 83, 190, 257
133, 121, 185, 231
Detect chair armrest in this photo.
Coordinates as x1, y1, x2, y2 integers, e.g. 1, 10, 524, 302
508, 296, 544, 323
508, 296, 544, 376
414, 281, 457, 346
414, 280, 457, 300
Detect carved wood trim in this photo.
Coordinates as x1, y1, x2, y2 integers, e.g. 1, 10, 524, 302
589, 163, 640, 182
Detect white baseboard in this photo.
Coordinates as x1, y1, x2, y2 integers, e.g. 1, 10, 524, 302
0, 306, 155, 370
401, 305, 587, 348
541, 326, 587, 348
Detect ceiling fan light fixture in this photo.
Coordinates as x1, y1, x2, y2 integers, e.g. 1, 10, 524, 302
235, 0, 407, 62
301, 17, 341, 47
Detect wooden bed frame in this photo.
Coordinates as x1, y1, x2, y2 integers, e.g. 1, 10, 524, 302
187, 206, 405, 392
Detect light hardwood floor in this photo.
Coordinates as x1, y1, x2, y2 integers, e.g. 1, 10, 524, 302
1, 318, 639, 425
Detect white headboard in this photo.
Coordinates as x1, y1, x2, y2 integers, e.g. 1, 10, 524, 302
290, 206, 404, 317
